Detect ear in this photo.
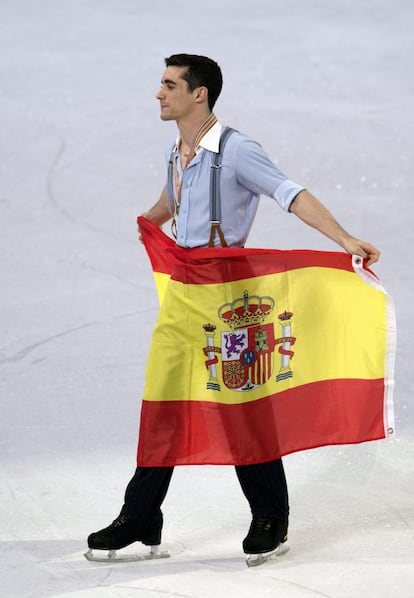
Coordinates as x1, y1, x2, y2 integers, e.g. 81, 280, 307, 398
194, 86, 208, 103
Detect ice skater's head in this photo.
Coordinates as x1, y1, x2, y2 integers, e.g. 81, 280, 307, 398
164, 54, 223, 112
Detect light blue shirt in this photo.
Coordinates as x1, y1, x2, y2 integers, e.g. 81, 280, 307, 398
165, 122, 304, 248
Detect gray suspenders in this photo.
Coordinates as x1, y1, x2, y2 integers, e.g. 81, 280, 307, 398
208, 126, 235, 247
167, 126, 236, 247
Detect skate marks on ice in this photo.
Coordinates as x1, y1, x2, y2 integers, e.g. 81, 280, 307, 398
0, 321, 95, 365
46, 138, 135, 244
47, 555, 302, 598
0, 311, 142, 365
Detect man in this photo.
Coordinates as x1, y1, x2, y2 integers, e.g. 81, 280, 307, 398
87, 54, 379, 560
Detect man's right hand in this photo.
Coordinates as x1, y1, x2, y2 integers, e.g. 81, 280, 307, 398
137, 187, 171, 242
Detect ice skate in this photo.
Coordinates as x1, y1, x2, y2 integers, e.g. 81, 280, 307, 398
85, 512, 170, 562
243, 517, 289, 567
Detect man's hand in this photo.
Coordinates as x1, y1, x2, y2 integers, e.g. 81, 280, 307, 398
341, 237, 380, 267
137, 187, 171, 243
137, 212, 149, 243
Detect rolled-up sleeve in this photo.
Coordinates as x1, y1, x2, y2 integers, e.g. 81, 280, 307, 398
234, 138, 304, 212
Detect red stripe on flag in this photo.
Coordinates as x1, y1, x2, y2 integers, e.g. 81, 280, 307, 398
137, 378, 386, 467
137, 216, 377, 284
137, 216, 176, 274
168, 250, 356, 284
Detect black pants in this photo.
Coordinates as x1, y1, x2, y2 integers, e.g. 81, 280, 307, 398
120, 458, 289, 522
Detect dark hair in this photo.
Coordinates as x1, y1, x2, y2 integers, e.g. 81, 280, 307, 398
165, 54, 223, 111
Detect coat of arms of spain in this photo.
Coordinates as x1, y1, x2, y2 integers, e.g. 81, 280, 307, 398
202, 291, 296, 392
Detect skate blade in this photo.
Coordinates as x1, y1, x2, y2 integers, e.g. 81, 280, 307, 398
84, 546, 170, 563
245, 542, 289, 568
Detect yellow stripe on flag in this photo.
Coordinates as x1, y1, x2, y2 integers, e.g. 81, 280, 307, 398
153, 271, 171, 305
144, 266, 387, 406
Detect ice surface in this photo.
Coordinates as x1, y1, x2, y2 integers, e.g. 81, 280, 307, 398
1, 1, 413, 597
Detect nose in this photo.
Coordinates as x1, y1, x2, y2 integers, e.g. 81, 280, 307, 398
156, 87, 164, 100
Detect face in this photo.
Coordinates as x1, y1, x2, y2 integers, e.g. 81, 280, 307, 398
156, 66, 198, 121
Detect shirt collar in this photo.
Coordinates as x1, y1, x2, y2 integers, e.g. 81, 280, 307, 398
174, 121, 223, 155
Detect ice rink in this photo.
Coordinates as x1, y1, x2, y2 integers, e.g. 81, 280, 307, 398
1, 1, 413, 596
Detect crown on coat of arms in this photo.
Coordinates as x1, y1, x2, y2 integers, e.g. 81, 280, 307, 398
278, 310, 293, 321
218, 290, 274, 330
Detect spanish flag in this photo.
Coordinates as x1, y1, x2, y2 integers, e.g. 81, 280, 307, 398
137, 216, 396, 467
